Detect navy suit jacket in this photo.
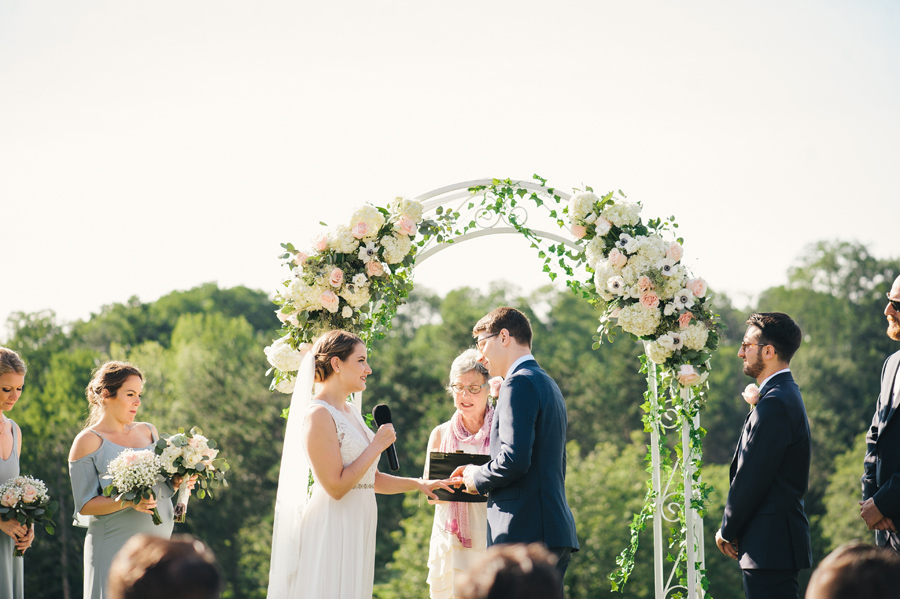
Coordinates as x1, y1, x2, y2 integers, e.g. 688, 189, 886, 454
721, 371, 812, 570
862, 349, 900, 548
471, 359, 579, 550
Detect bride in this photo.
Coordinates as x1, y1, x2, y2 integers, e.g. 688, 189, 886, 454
268, 330, 451, 599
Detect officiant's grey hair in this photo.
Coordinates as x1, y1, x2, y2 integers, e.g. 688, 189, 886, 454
447, 349, 489, 392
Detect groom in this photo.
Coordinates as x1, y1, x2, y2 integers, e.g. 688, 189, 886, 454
452, 307, 579, 589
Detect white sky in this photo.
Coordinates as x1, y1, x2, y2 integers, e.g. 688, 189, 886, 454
1, 0, 897, 332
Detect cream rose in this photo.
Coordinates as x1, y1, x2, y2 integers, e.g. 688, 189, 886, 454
608, 248, 628, 268
676, 364, 703, 387
678, 312, 693, 329
666, 242, 684, 262
742, 384, 760, 406
571, 224, 587, 239
687, 277, 708, 298
21, 484, 38, 504
351, 223, 369, 239
640, 291, 660, 310
367, 261, 385, 277
329, 267, 344, 288
394, 215, 416, 236
320, 290, 339, 313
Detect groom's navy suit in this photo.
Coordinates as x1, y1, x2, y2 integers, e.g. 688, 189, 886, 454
862, 349, 900, 551
471, 358, 579, 552
721, 371, 812, 599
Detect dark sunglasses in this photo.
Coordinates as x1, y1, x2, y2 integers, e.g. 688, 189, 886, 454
888, 293, 900, 312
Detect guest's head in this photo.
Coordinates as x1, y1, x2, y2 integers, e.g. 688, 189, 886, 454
739, 312, 801, 380
447, 348, 491, 426
456, 543, 562, 599
0, 347, 27, 414
885, 275, 900, 341
84, 361, 144, 428
473, 308, 533, 378
805, 542, 900, 599
107, 534, 221, 599
312, 330, 370, 392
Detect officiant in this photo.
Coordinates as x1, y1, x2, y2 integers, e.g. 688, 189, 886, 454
424, 349, 494, 599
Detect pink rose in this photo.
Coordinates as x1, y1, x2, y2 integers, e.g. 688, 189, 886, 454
678, 312, 694, 329
314, 234, 328, 252
742, 384, 760, 406
294, 252, 308, 267
608, 248, 627, 268
394, 215, 416, 236
320, 290, 339, 313
687, 277, 708, 298
571, 224, 587, 239
676, 364, 702, 387
1, 490, 18, 508
21, 485, 37, 504
666, 242, 684, 262
637, 276, 653, 292
366, 261, 385, 277
329, 267, 344, 288
351, 223, 369, 239
594, 216, 612, 236
489, 376, 503, 398
640, 291, 660, 310
124, 453, 139, 465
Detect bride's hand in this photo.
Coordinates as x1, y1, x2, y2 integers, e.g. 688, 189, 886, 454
373, 424, 396, 452
418, 478, 454, 501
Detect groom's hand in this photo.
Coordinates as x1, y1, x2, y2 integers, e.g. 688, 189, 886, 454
450, 465, 479, 494
715, 529, 738, 560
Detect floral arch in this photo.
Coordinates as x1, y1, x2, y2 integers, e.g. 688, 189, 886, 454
264, 176, 719, 599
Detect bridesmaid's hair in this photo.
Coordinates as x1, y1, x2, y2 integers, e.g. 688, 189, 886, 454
313, 331, 364, 383
84, 361, 144, 428
0, 347, 27, 377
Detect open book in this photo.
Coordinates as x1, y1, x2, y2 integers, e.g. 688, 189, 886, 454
426, 451, 491, 502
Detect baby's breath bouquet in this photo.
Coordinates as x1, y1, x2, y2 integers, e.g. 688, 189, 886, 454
155, 427, 229, 523
0, 475, 57, 556
102, 449, 165, 525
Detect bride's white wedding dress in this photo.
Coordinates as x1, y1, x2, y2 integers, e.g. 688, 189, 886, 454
291, 399, 378, 599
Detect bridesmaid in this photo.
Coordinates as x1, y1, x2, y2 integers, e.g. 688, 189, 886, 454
68, 361, 181, 599
0, 348, 33, 599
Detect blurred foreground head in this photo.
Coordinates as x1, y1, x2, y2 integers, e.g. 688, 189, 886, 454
806, 542, 900, 599
456, 543, 562, 599
107, 534, 221, 599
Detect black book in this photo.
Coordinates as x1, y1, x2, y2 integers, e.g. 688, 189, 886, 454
427, 451, 491, 503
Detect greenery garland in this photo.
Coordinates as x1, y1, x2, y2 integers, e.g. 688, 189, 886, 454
264, 175, 720, 593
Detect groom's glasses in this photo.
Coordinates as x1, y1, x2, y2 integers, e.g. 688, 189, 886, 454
739, 342, 769, 352
476, 332, 500, 351
887, 294, 900, 312
450, 383, 489, 395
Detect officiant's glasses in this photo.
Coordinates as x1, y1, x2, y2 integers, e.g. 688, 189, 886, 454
450, 383, 489, 395
887, 294, 900, 312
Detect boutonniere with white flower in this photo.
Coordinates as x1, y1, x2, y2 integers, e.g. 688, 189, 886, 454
742, 384, 760, 409
488, 376, 503, 400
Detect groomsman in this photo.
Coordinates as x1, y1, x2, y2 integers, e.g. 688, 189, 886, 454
860, 275, 900, 550
452, 307, 579, 593
716, 312, 812, 599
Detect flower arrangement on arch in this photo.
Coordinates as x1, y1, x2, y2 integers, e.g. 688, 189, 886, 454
266, 197, 427, 393
568, 188, 719, 388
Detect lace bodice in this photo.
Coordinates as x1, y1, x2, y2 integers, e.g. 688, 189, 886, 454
312, 400, 377, 488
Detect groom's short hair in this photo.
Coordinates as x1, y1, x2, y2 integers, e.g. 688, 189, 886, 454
107, 534, 221, 599
474, 307, 533, 348
457, 543, 562, 599
746, 312, 802, 363
806, 542, 900, 599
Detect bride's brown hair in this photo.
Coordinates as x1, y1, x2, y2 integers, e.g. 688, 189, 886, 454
313, 331, 364, 383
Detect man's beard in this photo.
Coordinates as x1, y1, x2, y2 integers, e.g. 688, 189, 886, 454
888, 316, 900, 342
743, 352, 765, 379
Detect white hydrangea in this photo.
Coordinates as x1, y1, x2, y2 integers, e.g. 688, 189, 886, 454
617, 303, 662, 337
389, 196, 424, 221
645, 341, 673, 364
349, 205, 386, 237
585, 237, 607, 269
636, 234, 668, 264
593, 262, 617, 301
660, 270, 687, 300
329, 225, 360, 254
382, 234, 412, 264
275, 376, 296, 394
569, 192, 598, 224
341, 284, 371, 308
264, 337, 305, 372
602, 201, 641, 227
682, 324, 710, 351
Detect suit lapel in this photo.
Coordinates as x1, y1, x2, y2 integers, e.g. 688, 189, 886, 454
880, 353, 900, 426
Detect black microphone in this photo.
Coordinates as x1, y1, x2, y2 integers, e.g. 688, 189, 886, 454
372, 404, 400, 471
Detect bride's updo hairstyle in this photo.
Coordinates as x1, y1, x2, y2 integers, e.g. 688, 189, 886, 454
0, 347, 27, 377
84, 360, 143, 428
313, 331, 364, 383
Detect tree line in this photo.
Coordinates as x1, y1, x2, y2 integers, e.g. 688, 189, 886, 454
2, 240, 897, 598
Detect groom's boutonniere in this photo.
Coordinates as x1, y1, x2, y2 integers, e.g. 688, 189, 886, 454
742, 384, 760, 409
488, 376, 503, 401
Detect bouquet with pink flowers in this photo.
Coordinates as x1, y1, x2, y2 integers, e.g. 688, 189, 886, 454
155, 427, 229, 523
102, 449, 165, 525
0, 475, 57, 556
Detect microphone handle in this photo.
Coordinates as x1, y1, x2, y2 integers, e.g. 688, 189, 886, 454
386, 444, 400, 471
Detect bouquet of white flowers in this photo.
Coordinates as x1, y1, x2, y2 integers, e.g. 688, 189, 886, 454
102, 449, 165, 525
155, 427, 229, 523
0, 475, 57, 556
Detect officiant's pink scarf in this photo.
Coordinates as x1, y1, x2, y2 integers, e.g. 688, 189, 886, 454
439, 404, 494, 548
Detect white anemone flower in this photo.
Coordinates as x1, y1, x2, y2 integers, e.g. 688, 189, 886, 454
358, 242, 379, 264
673, 288, 696, 310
